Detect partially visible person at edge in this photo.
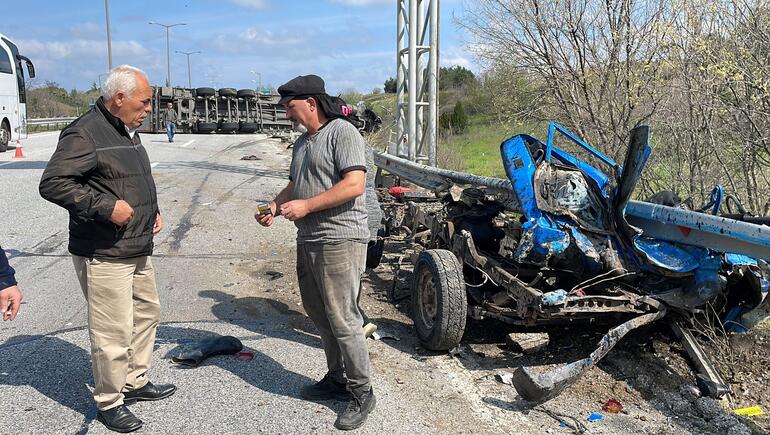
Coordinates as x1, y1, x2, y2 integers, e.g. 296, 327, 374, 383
163, 101, 178, 143
39, 65, 175, 434
0, 246, 22, 321
255, 74, 376, 430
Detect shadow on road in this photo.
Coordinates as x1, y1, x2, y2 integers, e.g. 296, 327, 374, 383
0, 335, 94, 418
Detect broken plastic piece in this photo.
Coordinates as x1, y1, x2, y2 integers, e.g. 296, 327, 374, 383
495, 372, 514, 385
541, 289, 567, 306
237, 351, 255, 361
734, 406, 764, 417
587, 413, 604, 422
602, 399, 623, 413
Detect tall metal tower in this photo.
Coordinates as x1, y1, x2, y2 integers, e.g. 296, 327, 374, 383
394, 0, 439, 166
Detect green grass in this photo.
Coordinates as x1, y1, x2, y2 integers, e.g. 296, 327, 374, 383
440, 116, 544, 177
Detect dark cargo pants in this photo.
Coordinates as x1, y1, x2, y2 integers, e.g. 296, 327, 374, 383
297, 240, 371, 394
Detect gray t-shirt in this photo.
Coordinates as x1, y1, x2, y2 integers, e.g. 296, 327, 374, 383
289, 118, 370, 244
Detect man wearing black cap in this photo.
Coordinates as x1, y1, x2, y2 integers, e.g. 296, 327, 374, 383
255, 74, 375, 430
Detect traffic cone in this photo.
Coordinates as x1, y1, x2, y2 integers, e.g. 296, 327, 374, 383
13, 140, 23, 158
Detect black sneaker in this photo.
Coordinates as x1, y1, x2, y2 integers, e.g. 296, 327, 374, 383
334, 388, 376, 430
300, 374, 351, 401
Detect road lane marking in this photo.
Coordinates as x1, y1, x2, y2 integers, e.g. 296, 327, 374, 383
151, 162, 159, 168
0, 161, 14, 167
181, 139, 195, 148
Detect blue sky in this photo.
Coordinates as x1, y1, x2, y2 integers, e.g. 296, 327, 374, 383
3, 0, 474, 94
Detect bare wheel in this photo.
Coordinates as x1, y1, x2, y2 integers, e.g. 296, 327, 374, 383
412, 249, 467, 350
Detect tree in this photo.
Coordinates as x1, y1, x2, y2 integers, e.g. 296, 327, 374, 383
439, 101, 469, 134
439, 66, 477, 90
451, 101, 468, 133
459, 0, 672, 157
384, 77, 397, 93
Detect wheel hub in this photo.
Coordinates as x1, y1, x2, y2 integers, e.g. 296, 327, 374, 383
417, 268, 438, 329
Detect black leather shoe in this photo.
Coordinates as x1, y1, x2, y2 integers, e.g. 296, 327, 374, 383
97, 405, 143, 433
123, 382, 176, 403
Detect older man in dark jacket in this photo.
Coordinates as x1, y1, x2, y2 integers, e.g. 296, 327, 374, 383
39, 65, 174, 434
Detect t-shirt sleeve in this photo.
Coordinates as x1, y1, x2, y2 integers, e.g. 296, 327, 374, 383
333, 121, 367, 177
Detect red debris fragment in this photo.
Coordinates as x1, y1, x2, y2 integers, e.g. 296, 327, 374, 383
602, 398, 623, 414
237, 351, 254, 361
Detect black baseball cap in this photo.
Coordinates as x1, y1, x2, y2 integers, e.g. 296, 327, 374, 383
277, 74, 326, 105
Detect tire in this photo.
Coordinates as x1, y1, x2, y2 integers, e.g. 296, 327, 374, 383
0, 120, 9, 152
196, 121, 217, 133
195, 87, 215, 97
218, 121, 239, 132
218, 88, 237, 98
239, 121, 259, 133
411, 249, 467, 350
237, 89, 257, 98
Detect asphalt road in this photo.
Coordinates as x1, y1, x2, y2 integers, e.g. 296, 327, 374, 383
0, 131, 441, 434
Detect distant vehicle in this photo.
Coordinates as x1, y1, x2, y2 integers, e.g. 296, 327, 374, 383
0, 32, 35, 152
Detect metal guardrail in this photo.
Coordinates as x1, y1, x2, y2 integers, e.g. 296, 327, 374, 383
373, 150, 521, 210
373, 150, 770, 261
28, 117, 77, 127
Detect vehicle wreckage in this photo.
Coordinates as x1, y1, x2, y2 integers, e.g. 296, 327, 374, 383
371, 121, 770, 402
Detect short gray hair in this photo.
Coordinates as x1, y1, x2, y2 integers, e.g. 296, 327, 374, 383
101, 65, 149, 100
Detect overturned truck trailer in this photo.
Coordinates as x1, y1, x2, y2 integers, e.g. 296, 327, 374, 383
139, 86, 292, 135
373, 121, 770, 402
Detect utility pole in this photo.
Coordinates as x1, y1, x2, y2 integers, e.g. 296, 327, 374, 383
395, 0, 439, 166
105, 0, 113, 70
149, 21, 186, 87
176, 50, 200, 89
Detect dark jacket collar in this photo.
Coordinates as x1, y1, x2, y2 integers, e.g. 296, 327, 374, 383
96, 97, 131, 138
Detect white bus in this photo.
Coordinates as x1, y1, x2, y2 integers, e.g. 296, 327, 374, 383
0, 33, 35, 152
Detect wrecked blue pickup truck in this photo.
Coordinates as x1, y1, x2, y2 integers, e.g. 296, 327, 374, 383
373, 121, 770, 402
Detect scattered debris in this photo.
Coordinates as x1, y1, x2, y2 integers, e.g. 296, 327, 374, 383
265, 271, 284, 281
734, 406, 764, 417
601, 399, 623, 414
506, 332, 550, 354
240, 155, 260, 160
541, 290, 567, 307
237, 351, 255, 361
363, 322, 378, 338
536, 406, 588, 434
494, 371, 514, 385
586, 413, 604, 422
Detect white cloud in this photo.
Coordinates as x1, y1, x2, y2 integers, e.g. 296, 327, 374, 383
227, 0, 270, 10
18, 39, 149, 60
329, 0, 391, 6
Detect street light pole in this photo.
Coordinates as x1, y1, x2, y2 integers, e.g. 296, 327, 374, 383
105, 0, 113, 70
149, 21, 186, 87
249, 70, 262, 91
175, 50, 200, 89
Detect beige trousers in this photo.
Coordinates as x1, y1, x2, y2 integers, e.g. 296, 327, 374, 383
72, 255, 160, 411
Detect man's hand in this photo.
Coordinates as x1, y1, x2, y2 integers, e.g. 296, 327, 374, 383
0, 285, 22, 321
110, 200, 134, 226
255, 202, 276, 227
280, 199, 311, 221
153, 213, 163, 235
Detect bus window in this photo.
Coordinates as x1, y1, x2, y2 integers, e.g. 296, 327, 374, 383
1, 37, 25, 103
0, 48, 11, 74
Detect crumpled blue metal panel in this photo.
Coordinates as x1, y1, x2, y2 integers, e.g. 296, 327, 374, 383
632, 237, 701, 273
514, 218, 570, 266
